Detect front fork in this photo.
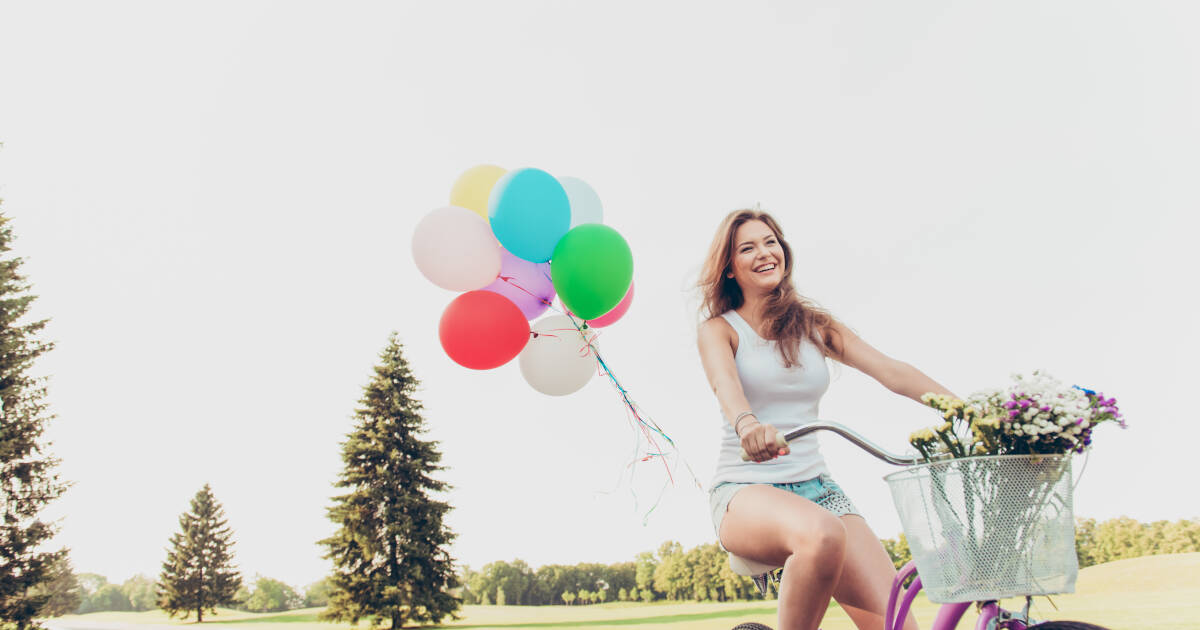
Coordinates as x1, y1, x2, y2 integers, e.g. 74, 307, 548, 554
886, 562, 1036, 630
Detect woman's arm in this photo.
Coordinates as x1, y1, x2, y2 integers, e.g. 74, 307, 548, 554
830, 320, 958, 403
697, 317, 787, 461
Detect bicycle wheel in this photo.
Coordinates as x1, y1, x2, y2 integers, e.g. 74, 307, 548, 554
1026, 622, 1110, 629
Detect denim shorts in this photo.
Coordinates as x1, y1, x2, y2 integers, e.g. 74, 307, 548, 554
709, 474, 860, 551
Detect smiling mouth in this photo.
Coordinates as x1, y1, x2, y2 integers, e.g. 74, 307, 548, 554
754, 264, 777, 273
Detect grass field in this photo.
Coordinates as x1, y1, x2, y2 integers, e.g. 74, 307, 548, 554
44, 553, 1200, 630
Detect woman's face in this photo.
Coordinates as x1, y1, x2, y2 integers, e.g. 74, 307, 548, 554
728, 219, 785, 296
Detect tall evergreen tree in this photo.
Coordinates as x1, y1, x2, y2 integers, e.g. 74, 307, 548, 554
319, 334, 460, 628
0, 211, 71, 630
157, 484, 242, 622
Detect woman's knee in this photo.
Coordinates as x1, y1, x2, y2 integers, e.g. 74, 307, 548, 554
785, 514, 847, 572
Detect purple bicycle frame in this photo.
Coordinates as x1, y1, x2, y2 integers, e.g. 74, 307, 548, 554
885, 561, 1023, 630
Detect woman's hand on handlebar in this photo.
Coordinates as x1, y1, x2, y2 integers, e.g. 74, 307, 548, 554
739, 422, 790, 462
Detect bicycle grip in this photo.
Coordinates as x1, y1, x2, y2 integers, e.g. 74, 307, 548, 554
739, 432, 789, 462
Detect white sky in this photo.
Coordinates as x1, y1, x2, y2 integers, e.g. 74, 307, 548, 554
1, 1, 1197, 591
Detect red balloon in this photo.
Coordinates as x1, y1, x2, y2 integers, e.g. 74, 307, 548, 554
439, 291, 530, 370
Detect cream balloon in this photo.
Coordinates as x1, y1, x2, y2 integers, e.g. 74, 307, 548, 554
518, 315, 597, 396
411, 206, 502, 291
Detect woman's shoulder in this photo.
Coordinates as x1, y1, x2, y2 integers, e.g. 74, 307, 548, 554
699, 313, 738, 350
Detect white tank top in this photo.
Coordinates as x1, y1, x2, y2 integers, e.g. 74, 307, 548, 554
711, 310, 831, 487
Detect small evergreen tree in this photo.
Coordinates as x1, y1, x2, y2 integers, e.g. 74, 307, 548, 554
157, 484, 242, 621
0, 211, 71, 630
319, 334, 460, 628
29, 554, 81, 618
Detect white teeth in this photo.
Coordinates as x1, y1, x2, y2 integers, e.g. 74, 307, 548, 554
755, 264, 776, 272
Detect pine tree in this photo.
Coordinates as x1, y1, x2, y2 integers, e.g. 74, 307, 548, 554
319, 334, 460, 628
157, 484, 242, 622
0, 211, 71, 630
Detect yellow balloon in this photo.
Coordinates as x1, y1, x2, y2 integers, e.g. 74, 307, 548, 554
450, 164, 507, 219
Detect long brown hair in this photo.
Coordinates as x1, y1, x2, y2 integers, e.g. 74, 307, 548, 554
698, 209, 842, 367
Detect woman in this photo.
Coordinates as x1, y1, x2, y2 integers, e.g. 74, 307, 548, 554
697, 209, 955, 630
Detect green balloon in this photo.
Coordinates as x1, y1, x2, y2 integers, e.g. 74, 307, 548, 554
551, 224, 634, 321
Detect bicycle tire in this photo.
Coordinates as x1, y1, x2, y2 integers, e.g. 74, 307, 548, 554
730, 623, 774, 630
1026, 622, 1110, 629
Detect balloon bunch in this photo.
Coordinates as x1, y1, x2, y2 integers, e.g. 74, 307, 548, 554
413, 165, 699, 516
412, 165, 634, 395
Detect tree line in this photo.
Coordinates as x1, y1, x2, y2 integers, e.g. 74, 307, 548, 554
458, 515, 1200, 606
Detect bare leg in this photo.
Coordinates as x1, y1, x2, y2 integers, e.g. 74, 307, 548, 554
832, 515, 919, 630
719, 485, 847, 630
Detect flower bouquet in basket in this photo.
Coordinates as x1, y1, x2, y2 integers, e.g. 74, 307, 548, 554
889, 371, 1125, 603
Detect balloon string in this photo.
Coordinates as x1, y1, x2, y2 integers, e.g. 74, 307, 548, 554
501, 276, 703, 521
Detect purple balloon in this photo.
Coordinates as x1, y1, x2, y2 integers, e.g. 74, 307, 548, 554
482, 249, 556, 320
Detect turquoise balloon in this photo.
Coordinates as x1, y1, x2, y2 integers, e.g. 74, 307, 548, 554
551, 224, 633, 320
488, 168, 571, 263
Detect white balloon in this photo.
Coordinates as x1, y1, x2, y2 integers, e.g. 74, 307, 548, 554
411, 206, 502, 291
558, 176, 604, 228
519, 315, 597, 396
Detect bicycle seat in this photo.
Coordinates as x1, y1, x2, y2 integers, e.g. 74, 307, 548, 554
729, 552, 779, 577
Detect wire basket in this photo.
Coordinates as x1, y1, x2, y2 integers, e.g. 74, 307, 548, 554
884, 454, 1078, 603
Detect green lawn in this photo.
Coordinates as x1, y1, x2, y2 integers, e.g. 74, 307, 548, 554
45, 553, 1199, 630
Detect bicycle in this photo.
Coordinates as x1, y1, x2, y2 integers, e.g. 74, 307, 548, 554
726, 420, 1108, 630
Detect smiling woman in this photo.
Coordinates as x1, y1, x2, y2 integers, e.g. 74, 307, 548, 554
695, 208, 958, 630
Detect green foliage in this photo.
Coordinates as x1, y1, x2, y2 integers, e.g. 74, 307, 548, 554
156, 484, 242, 622
0, 212, 71, 630
122, 575, 157, 612
302, 577, 331, 608
318, 334, 460, 629
1075, 517, 1200, 567
881, 533, 912, 570
241, 576, 302, 613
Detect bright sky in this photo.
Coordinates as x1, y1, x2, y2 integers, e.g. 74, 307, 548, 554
1, 1, 1196, 591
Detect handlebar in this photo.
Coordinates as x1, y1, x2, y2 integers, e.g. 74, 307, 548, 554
738, 420, 921, 466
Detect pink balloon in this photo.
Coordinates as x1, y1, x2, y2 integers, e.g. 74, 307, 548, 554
584, 282, 634, 328
482, 249, 556, 320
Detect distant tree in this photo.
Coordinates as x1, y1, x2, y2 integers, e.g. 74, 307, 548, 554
561, 591, 574, 606
495, 586, 506, 607
92, 584, 131, 612
122, 575, 156, 611
596, 587, 608, 604
639, 588, 653, 603
881, 534, 912, 571
1089, 516, 1149, 564
318, 334, 460, 628
0, 211, 72, 630
75, 574, 107, 613
634, 551, 656, 597
157, 484, 243, 621
302, 577, 331, 608
652, 541, 687, 601
617, 587, 628, 602
243, 576, 301, 613
1075, 518, 1098, 567
29, 554, 81, 618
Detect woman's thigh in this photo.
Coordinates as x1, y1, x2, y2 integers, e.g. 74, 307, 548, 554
833, 515, 917, 630
718, 484, 847, 569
